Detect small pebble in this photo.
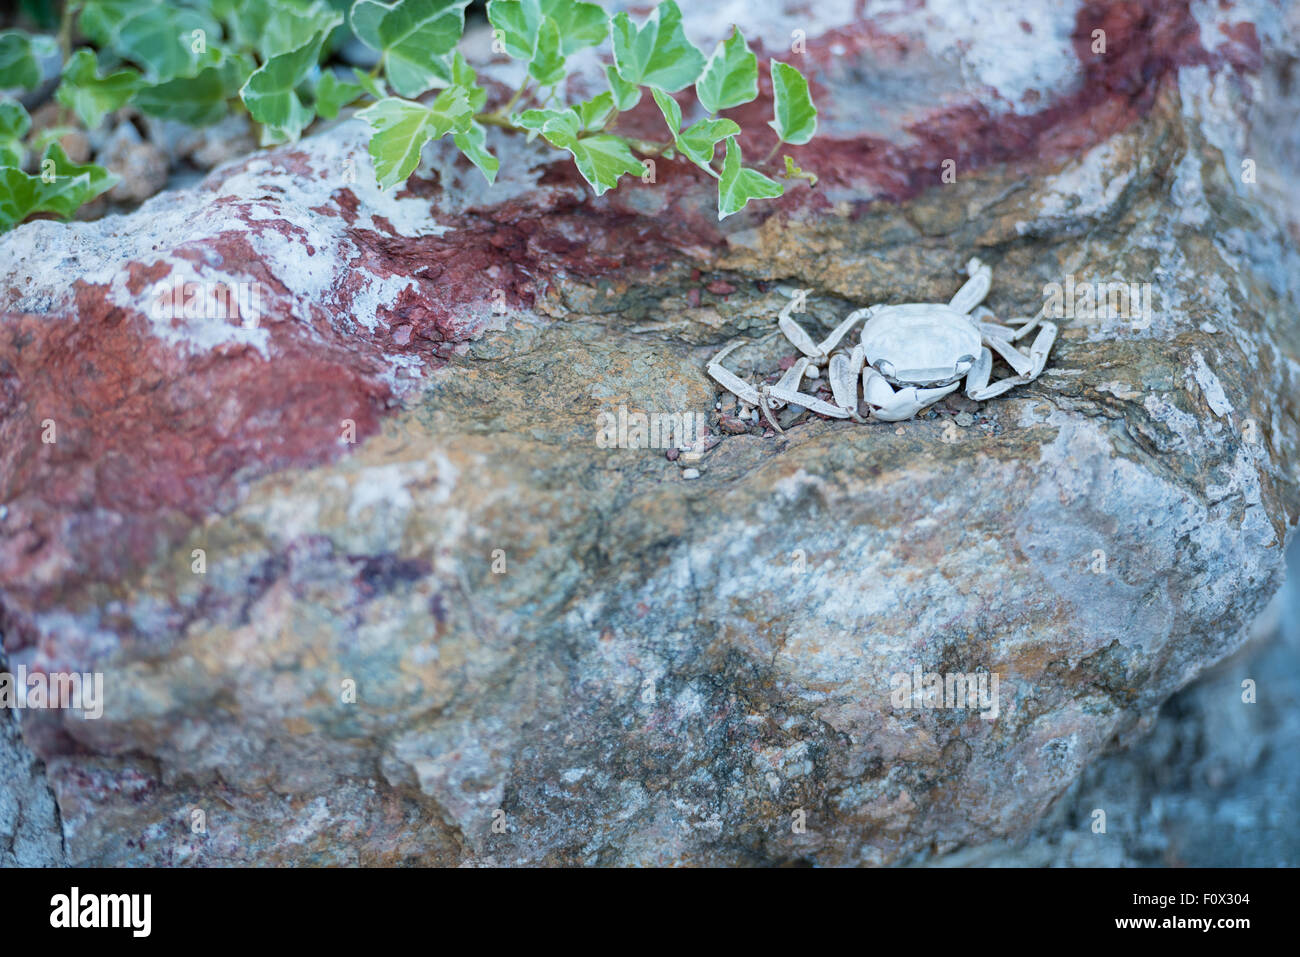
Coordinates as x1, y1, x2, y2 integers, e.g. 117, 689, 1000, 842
719, 416, 749, 434
706, 279, 736, 295
895, 427, 905, 435
665, 448, 680, 461
955, 412, 975, 427
682, 468, 701, 479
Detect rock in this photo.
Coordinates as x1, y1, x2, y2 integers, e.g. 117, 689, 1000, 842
27, 102, 91, 164
934, 537, 1300, 867
172, 113, 259, 171
0, 710, 65, 867
95, 121, 170, 204
0, 0, 1298, 866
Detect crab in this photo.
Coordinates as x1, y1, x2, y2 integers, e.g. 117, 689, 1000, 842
707, 258, 1058, 429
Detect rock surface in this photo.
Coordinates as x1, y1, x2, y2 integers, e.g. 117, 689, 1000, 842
1, 1, 1298, 866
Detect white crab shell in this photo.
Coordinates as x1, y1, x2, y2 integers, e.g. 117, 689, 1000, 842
859, 304, 982, 387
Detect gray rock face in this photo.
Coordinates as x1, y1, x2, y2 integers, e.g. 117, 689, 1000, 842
1, 1, 1298, 865
0, 710, 64, 867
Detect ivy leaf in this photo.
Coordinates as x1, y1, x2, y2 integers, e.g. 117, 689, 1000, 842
610, 0, 705, 93
0, 101, 31, 168
0, 142, 119, 231
314, 70, 363, 119
450, 51, 487, 111
452, 121, 498, 185
484, 0, 535, 61
529, 15, 566, 86
351, 0, 469, 97
260, 1, 344, 59
574, 92, 614, 131
511, 107, 567, 132
695, 27, 757, 114
0, 31, 56, 90
241, 24, 338, 143
487, 0, 607, 59
541, 0, 607, 55
134, 51, 252, 126
55, 49, 145, 129
649, 87, 682, 136
717, 136, 781, 220
538, 111, 645, 196
78, 1, 218, 82
357, 89, 472, 189
605, 63, 640, 111
769, 59, 816, 145
352, 66, 387, 100
677, 118, 739, 174
650, 88, 736, 175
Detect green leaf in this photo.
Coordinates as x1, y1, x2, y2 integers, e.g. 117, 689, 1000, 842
241, 26, 336, 143
574, 92, 614, 131
357, 90, 472, 189
484, 0, 535, 60
769, 59, 816, 146
0, 142, 119, 231
605, 63, 640, 111
350, 0, 469, 97
352, 66, 387, 100
452, 121, 498, 185
529, 15, 566, 86
134, 52, 252, 125
651, 88, 735, 175
487, 0, 607, 59
0, 31, 55, 90
314, 70, 363, 119
650, 87, 682, 135
511, 107, 567, 132
78, 1, 219, 82
610, 0, 705, 93
216, 0, 342, 60
55, 49, 145, 129
695, 27, 757, 114
450, 51, 487, 112
538, 112, 645, 196
676, 117, 739, 173
541, 0, 607, 55
717, 136, 781, 220
0, 100, 31, 168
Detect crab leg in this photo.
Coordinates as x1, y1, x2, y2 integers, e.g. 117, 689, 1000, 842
706, 340, 765, 405
862, 367, 959, 422
949, 257, 992, 315
982, 332, 1035, 377
818, 308, 872, 356
827, 344, 867, 420
771, 356, 813, 407
1008, 303, 1049, 341
966, 323, 1058, 401
767, 384, 853, 419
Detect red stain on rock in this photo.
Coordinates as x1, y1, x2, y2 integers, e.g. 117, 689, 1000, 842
0, 0, 1267, 649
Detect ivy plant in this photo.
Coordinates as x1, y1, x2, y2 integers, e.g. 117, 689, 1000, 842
0, 0, 818, 231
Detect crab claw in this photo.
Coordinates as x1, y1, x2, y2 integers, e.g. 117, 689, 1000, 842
863, 368, 958, 421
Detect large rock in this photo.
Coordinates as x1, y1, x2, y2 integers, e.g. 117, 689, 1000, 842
1, 1, 1297, 865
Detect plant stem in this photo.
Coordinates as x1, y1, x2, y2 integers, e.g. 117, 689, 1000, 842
762, 140, 783, 166
498, 77, 531, 117
56, 2, 78, 62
